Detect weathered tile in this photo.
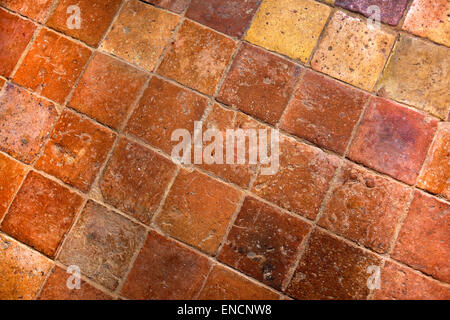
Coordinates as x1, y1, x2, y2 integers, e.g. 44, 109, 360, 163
311, 11, 395, 91
280, 70, 368, 154
121, 231, 211, 300
13, 29, 92, 104
217, 197, 311, 290
58, 201, 147, 290
348, 97, 438, 185
392, 192, 450, 283
376, 35, 450, 119
156, 169, 241, 255
101, 0, 180, 71
0, 84, 58, 163
0, 0, 54, 22
217, 42, 301, 125
245, 0, 331, 62
318, 161, 410, 253
99, 137, 177, 225
286, 229, 382, 300
335, 0, 409, 25
144, 0, 189, 13
0, 153, 27, 220
157, 19, 237, 95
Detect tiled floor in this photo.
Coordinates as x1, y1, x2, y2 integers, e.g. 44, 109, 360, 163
0, 0, 449, 300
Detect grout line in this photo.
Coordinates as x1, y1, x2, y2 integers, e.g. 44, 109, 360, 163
194, 263, 215, 299
306, 5, 336, 67
33, 264, 56, 300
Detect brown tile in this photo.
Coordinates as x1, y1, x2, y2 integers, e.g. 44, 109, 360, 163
348, 97, 438, 185
13, 29, 92, 104
318, 161, 410, 253
280, 70, 368, 154
157, 19, 237, 95
101, 0, 180, 71
125, 77, 208, 154
144, 0, 189, 14
46, 0, 122, 47
1, 171, 83, 257
99, 137, 177, 225
121, 231, 211, 300
58, 201, 147, 290
0, 233, 53, 300
156, 169, 241, 255
0, 0, 54, 22
217, 43, 301, 125
186, 0, 261, 38
198, 265, 280, 300
0, 84, 58, 164
0, 8, 36, 77
392, 192, 450, 283
0, 153, 27, 220
217, 197, 311, 290
286, 229, 382, 300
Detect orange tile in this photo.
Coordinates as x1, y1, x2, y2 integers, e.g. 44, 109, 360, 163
0, 0, 54, 22
145, 0, 190, 13
0, 153, 27, 220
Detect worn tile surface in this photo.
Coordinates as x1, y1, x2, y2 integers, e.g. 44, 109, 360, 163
0, 0, 54, 22
335, 0, 409, 25
144, 0, 189, 13
0, 153, 26, 220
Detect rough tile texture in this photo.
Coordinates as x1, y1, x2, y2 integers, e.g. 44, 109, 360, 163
0, 153, 27, 220
376, 36, 450, 120
311, 11, 395, 91
58, 201, 147, 290
101, 0, 180, 71
348, 97, 438, 185
0, 0, 54, 22
280, 70, 368, 154
144, 0, 189, 13
157, 19, 238, 95
335, 0, 409, 25
121, 231, 211, 300
246, 0, 331, 62
156, 169, 241, 255
217, 43, 301, 125
218, 197, 311, 290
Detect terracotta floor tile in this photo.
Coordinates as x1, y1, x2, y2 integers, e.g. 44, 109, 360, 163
157, 19, 237, 95
99, 137, 177, 225
286, 229, 382, 300
0, 233, 53, 300
144, 0, 189, 14
58, 201, 147, 290
0, 153, 27, 220
311, 11, 395, 91
348, 97, 438, 185
218, 197, 311, 290
0, 0, 54, 22
1, 171, 83, 257
121, 231, 211, 300
101, 0, 180, 71
0, 84, 58, 164
217, 42, 301, 125
245, 0, 331, 62
280, 70, 368, 155
392, 192, 450, 283
13, 29, 92, 104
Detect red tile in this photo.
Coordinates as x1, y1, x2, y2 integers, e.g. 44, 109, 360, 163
0, 153, 27, 220
121, 231, 211, 300
348, 97, 438, 185
217, 197, 311, 290
144, 0, 189, 13
392, 192, 450, 283
0, 84, 58, 163
0, 0, 54, 22
13, 29, 92, 104
35, 110, 116, 192
1, 171, 84, 258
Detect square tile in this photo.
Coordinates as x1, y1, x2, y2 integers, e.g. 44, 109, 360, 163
157, 19, 237, 95
0, 84, 58, 163
101, 0, 180, 71
144, 0, 189, 13
348, 97, 438, 185
245, 0, 331, 62
376, 35, 450, 120
35, 110, 116, 192
217, 197, 311, 290
186, 0, 261, 38
58, 201, 147, 290
318, 161, 411, 253
217, 42, 301, 125
1, 172, 83, 257
0, 0, 54, 22
121, 231, 211, 300
280, 70, 368, 154
286, 229, 381, 299
13, 29, 92, 104
99, 137, 177, 225
156, 169, 241, 255
0, 153, 27, 220
0, 8, 36, 77
311, 11, 395, 91
392, 192, 450, 283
